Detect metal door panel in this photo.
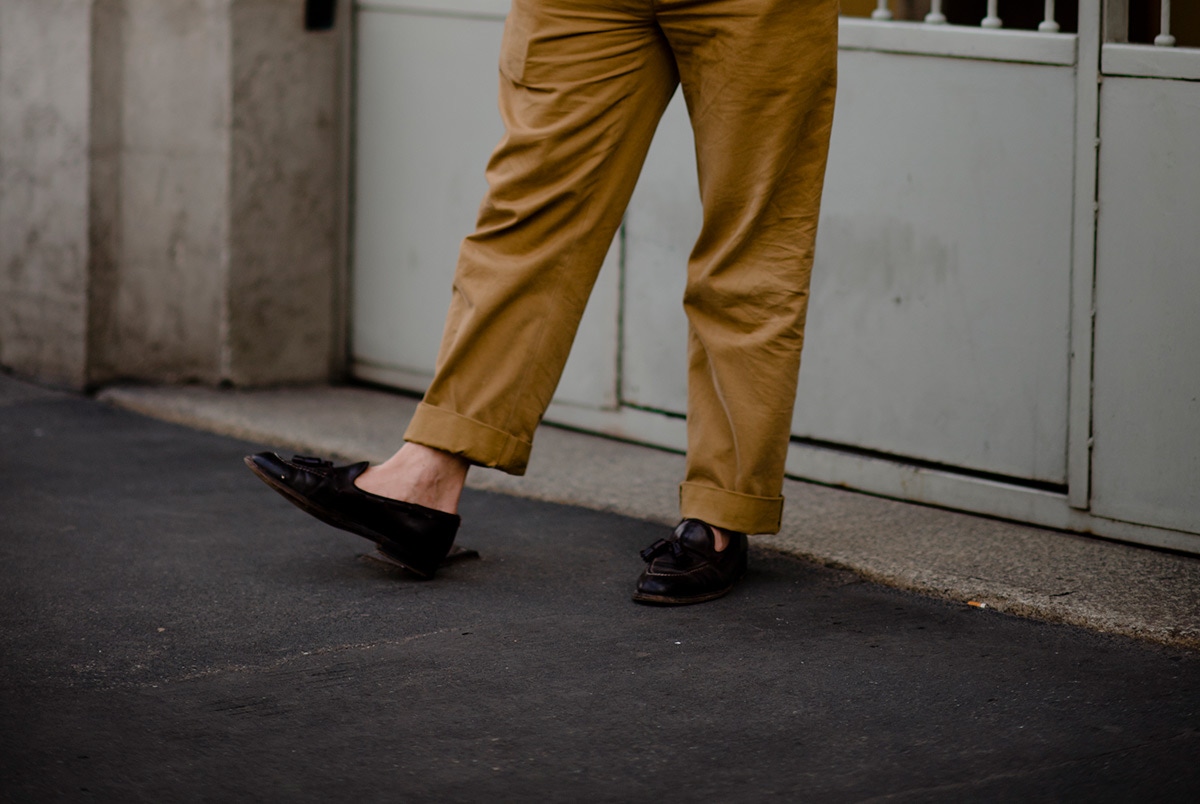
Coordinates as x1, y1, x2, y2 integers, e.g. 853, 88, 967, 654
623, 50, 1075, 483
796, 51, 1074, 483
1091, 76, 1200, 534
621, 90, 697, 415
352, 8, 619, 407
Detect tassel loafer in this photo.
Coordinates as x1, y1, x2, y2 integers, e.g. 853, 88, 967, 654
244, 452, 460, 579
633, 519, 748, 605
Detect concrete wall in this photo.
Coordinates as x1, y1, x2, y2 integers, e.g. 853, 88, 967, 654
0, 0, 94, 388
89, 0, 233, 384
0, 0, 344, 389
226, 0, 342, 386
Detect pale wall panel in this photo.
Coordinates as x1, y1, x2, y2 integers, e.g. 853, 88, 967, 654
624, 50, 1075, 484
1091, 76, 1200, 534
352, 9, 618, 408
798, 51, 1074, 484
621, 91, 696, 415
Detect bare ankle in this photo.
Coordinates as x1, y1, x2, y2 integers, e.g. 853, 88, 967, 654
355, 443, 469, 515
711, 526, 731, 552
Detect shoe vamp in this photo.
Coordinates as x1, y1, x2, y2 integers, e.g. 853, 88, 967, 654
287, 468, 339, 499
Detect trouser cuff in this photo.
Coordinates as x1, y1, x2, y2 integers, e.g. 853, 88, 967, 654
679, 482, 784, 535
404, 402, 532, 475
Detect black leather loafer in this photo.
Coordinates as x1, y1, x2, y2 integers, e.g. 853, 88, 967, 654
632, 519, 748, 605
244, 452, 460, 579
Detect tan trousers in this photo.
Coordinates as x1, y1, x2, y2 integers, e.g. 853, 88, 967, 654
405, 0, 838, 535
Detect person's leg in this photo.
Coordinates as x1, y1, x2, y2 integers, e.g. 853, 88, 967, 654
633, 0, 836, 604
388, 0, 678, 485
249, 1, 679, 577
660, 0, 839, 537
358, 0, 679, 513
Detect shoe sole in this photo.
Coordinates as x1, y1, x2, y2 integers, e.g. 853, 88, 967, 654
631, 567, 744, 606
243, 456, 434, 579
631, 586, 734, 606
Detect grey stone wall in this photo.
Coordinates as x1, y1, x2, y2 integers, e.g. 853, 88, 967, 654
0, 0, 94, 388
0, 0, 344, 389
226, 0, 342, 386
88, 0, 233, 384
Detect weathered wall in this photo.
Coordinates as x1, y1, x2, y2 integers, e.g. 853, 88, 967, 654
89, 0, 233, 384
225, 0, 341, 385
0, 0, 343, 389
0, 0, 94, 388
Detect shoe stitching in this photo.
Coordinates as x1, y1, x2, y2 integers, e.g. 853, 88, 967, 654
644, 566, 716, 577
281, 456, 337, 476
644, 556, 743, 577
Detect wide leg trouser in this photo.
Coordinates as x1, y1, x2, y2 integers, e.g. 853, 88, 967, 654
404, 0, 839, 535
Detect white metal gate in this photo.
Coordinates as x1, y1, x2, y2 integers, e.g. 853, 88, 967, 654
351, 0, 1200, 552
1091, 1, 1200, 538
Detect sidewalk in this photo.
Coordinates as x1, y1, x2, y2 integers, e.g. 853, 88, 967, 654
98, 380, 1200, 650
3, 373, 1199, 801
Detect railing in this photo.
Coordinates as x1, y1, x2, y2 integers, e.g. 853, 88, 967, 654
1156, 0, 1175, 46
868, 0, 1063, 31
843, 2, 1077, 67
982, 0, 1002, 29
1102, 0, 1199, 80
1104, 0, 1192, 47
1040, 2, 1061, 33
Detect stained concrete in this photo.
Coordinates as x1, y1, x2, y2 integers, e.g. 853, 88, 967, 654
0, 0, 93, 387
3, 373, 1200, 801
0, 0, 343, 389
98, 381, 1200, 650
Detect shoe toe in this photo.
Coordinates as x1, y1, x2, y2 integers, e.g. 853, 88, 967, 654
246, 451, 289, 479
634, 570, 674, 599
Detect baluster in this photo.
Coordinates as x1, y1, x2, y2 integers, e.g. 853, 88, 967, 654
981, 0, 1002, 28
1040, 0, 1060, 33
872, 0, 893, 22
1155, 0, 1176, 46
925, 0, 947, 25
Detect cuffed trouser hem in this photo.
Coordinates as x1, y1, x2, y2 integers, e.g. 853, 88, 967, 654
403, 402, 533, 476
679, 481, 784, 536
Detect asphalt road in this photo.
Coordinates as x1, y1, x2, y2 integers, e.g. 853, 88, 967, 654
2, 385, 1198, 802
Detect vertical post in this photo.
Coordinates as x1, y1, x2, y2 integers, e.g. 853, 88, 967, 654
925, 0, 947, 25
1155, 0, 1176, 46
872, 1, 892, 21
1067, 0, 1103, 511
982, 0, 1002, 28
1040, 0, 1061, 32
